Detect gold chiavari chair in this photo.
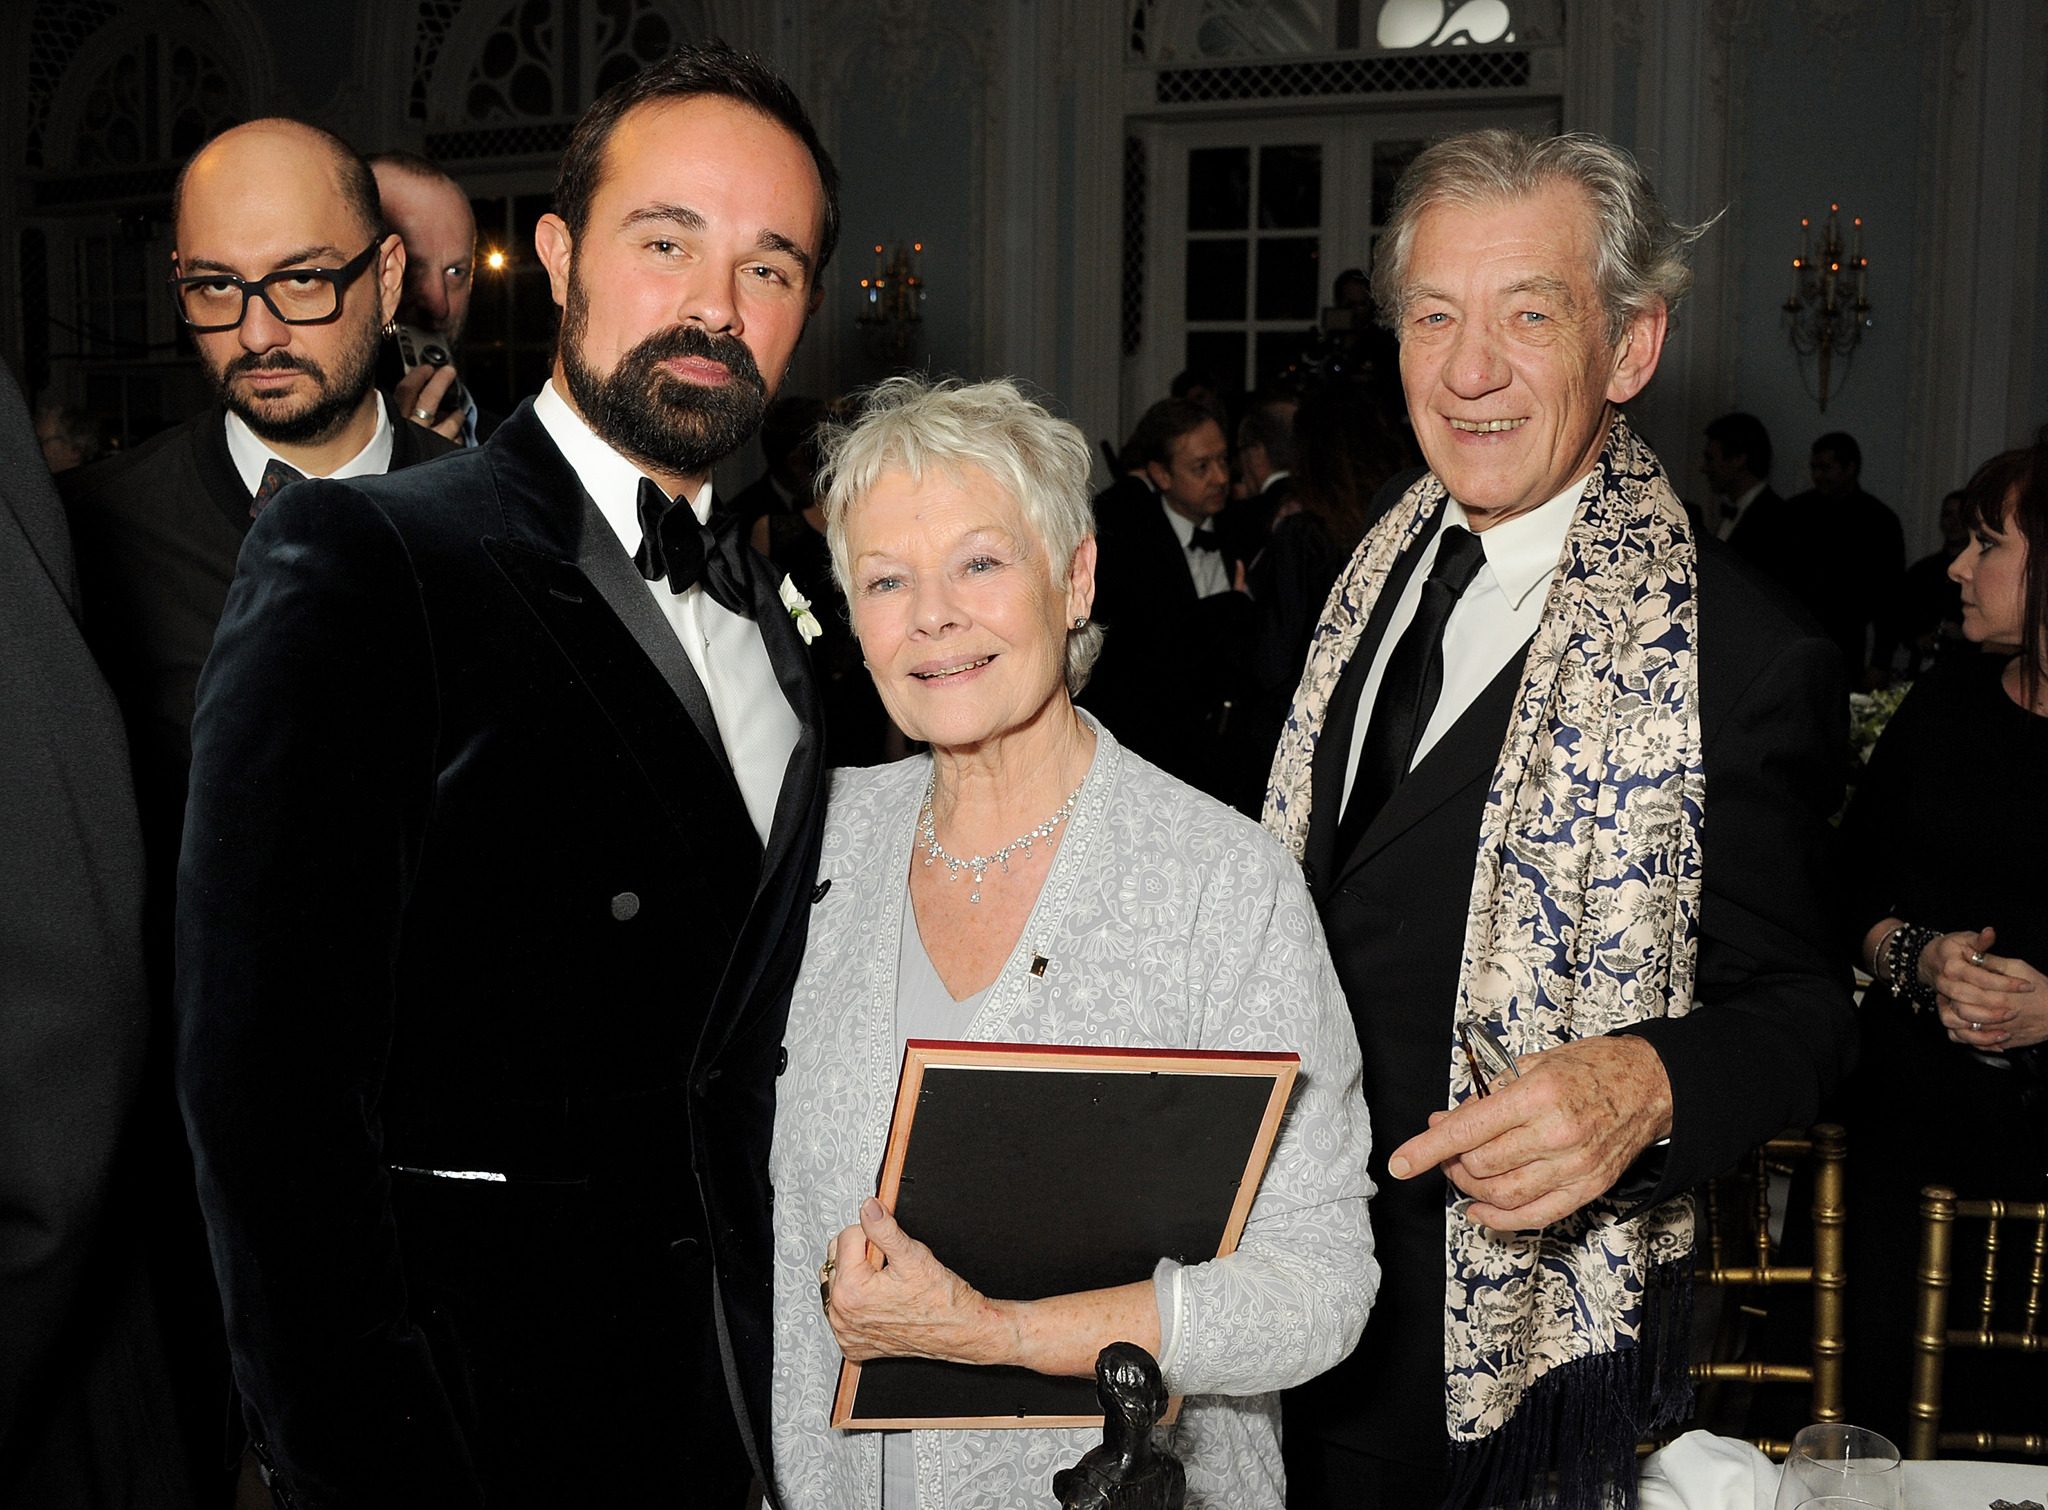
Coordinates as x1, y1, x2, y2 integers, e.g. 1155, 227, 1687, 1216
1906, 1185, 2048, 1460
1685, 1124, 1849, 1459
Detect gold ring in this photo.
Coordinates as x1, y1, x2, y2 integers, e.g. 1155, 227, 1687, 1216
818, 1256, 836, 1312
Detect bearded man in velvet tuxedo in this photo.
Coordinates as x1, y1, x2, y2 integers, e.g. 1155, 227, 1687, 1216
177, 44, 837, 1509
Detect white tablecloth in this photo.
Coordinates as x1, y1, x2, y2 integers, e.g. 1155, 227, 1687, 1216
1641, 1430, 2048, 1509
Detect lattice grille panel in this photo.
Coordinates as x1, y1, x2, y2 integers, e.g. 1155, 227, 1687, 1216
1154, 49, 1531, 105
410, 0, 467, 121
424, 122, 576, 160
26, 0, 124, 168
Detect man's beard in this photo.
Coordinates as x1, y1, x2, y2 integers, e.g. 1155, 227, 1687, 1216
208, 309, 383, 447
558, 265, 768, 479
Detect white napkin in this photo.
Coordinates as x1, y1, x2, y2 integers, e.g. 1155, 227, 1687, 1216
1639, 1430, 1782, 1510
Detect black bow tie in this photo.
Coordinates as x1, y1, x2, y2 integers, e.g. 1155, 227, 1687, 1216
632, 477, 753, 617
1188, 525, 1222, 552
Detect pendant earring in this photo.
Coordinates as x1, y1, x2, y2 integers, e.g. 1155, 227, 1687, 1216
382, 319, 399, 340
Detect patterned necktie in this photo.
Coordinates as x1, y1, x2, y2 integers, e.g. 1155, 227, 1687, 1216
250, 458, 305, 518
631, 477, 754, 618
1337, 524, 1490, 858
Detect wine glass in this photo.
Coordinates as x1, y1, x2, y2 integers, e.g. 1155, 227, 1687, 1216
1771, 1424, 1905, 1510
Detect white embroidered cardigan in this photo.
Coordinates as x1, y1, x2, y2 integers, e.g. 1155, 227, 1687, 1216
769, 719, 1377, 1510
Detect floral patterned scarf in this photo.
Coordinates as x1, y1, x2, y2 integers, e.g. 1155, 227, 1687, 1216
1264, 414, 1702, 1508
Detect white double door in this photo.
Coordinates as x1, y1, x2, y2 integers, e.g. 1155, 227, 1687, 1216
1124, 103, 1555, 425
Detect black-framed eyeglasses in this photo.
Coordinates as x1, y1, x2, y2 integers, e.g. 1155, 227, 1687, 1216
168, 240, 385, 332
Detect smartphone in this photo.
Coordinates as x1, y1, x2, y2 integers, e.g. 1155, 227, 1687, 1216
391, 322, 469, 419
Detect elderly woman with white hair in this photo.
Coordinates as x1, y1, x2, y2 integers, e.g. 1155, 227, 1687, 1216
768, 377, 1376, 1510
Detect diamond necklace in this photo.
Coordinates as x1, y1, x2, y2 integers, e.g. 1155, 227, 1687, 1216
917, 767, 1083, 904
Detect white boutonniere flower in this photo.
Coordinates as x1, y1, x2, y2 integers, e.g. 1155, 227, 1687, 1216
779, 574, 823, 645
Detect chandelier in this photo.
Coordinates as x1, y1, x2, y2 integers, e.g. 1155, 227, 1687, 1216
857, 242, 925, 368
1783, 205, 1870, 411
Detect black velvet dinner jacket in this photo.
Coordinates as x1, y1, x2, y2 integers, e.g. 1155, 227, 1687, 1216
175, 401, 826, 1506
1284, 483, 1858, 1467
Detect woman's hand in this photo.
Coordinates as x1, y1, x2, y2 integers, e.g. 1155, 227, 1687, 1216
821, 1199, 1162, 1378
823, 1199, 1015, 1367
1922, 927, 2047, 1049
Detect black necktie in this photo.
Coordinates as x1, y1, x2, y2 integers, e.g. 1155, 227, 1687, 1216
1337, 524, 1489, 859
250, 458, 304, 518
1187, 524, 1222, 552
632, 477, 753, 618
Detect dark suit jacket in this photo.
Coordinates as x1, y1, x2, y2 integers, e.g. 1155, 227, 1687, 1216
175, 402, 826, 1507
1285, 490, 1855, 1468
64, 404, 458, 913
1077, 475, 1256, 804
61, 406, 459, 1494
0, 368, 183, 1506
1726, 485, 1797, 588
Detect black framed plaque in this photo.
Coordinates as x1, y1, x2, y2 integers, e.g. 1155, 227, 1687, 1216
831, 1039, 1298, 1430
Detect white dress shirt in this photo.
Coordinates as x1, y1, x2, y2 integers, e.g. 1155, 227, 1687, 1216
223, 390, 395, 493
1339, 472, 1589, 818
1162, 498, 1232, 599
533, 379, 799, 848
1717, 478, 1767, 540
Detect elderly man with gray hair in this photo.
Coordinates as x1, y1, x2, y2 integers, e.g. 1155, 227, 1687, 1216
1267, 130, 1854, 1510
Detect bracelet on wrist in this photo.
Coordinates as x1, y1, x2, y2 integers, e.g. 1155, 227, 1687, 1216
1881, 923, 1942, 1013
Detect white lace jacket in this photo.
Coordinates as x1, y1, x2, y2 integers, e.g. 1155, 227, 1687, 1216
770, 720, 1377, 1510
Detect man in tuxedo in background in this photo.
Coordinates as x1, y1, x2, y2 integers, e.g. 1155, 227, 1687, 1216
61, 119, 456, 1500
177, 42, 836, 1508
1275, 130, 1853, 1509
1079, 396, 1254, 801
369, 151, 504, 446
1786, 430, 1905, 685
1225, 396, 1298, 558
1703, 412, 1784, 551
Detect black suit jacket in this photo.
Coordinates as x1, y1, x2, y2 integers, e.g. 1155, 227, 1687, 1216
175, 402, 826, 1507
1286, 494, 1855, 1467
1077, 475, 1255, 801
64, 403, 458, 930
0, 368, 186, 1508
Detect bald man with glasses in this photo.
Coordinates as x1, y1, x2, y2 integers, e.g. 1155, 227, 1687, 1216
61, 116, 456, 1500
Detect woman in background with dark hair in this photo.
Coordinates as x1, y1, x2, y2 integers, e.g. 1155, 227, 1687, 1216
1835, 440, 2048, 1443
1240, 387, 1409, 775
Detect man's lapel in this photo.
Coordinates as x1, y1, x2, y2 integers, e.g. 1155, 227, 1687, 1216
1142, 496, 1202, 605
737, 542, 826, 893
1330, 638, 1530, 890
480, 404, 761, 934
1306, 511, 1442, 900
574, 492, 727, 760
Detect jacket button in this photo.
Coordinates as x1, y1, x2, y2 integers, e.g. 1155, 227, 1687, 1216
777, 1046, 789, 1076
610, 891, 640, 921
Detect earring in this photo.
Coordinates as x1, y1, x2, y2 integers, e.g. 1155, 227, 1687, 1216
381, 319, 399, 340
1073, 616, 1088, 629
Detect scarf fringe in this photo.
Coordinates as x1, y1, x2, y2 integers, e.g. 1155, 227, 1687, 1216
1444, 1253, 1696, 1510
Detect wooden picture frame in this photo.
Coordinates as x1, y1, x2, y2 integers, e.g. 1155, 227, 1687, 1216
830, 1039, 1299, 1431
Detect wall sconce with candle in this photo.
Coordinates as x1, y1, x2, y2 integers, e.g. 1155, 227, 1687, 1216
1783, 205, 1870, 411
857, 241, 926, 368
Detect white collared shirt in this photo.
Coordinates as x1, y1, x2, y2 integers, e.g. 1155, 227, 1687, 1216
223, 390, 396, 494
1340, 472, 1589, 817
1260, 468, 1292, 494
1161, 498, 1232, 599
1717, 479, 1767, 540
533, 378, 799, 847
